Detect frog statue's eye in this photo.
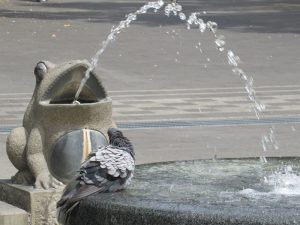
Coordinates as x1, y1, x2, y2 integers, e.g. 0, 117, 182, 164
34, 61, 48, 83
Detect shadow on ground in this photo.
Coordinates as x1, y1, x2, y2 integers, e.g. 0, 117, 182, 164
0, 0, 299, 33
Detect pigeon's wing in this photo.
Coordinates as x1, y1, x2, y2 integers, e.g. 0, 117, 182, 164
91, 145, 135, 179
65, 183, 107, 204
67, 145, 135, 202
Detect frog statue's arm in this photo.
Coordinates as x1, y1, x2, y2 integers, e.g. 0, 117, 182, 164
27, 128, 62, 189
7, 126, 62, 189
6, 127, 34, 185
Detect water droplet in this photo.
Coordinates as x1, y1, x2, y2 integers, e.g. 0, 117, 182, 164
261, 127, 279, 152
187, 13, 206, 32
215, 35, 226, 52
207, 21, 218, 33
199, 21, 206, 32
260, 156, 268, 163
164, 2, 182, 16
179, 12, 186, 20
232, 68, 247, 80
126, 13, 137, 21
255, 102, 266, 112
227, 50, 240, 67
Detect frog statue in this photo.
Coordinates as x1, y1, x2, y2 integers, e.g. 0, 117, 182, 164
6, 60, 116, 189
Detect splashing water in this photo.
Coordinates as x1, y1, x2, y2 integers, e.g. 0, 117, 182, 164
164, 1, 182, 16
239, 165, 300, 197
264, 165, 300, 195
262, 127, 279, 152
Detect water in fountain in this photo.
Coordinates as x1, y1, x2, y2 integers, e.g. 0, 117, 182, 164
67, 159, 300, 225
73, 0, 298, 195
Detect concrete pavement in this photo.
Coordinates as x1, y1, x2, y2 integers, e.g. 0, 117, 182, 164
0, 0, 299, 180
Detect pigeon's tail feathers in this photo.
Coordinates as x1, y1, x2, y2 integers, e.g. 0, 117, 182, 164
57, 181, 107, 224
57, 180, 80, 224
57, 201, 79, 225
57, 180, 79, 206
67, 184, 106, 203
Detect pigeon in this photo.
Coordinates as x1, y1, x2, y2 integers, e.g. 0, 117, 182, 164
57, 128, 135, 224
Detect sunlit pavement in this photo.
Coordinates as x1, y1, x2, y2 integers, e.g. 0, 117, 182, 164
0, 0, 299, 179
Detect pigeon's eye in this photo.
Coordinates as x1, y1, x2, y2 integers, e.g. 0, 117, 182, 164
34, 62, 48, 82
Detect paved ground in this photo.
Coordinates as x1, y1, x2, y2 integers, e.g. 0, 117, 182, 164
0, 0, 299, 179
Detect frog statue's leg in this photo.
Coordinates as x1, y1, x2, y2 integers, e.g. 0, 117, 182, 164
6, 127, 35, 185
27, 128, 63, 189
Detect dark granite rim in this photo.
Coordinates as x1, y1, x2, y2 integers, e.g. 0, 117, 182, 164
66, 158, 300, 225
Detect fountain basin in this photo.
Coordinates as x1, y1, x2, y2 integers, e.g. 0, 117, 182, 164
67, 158, 300, 225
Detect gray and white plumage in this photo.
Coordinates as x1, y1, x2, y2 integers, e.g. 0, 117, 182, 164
57, 128, 135, 224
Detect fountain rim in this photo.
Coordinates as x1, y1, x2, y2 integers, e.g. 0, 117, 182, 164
69, 156, 300, 225
135, 156, 300, 166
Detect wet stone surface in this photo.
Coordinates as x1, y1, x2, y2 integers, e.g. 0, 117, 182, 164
68, 158, 300, 225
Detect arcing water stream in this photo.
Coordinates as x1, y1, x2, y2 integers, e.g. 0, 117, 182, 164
74, 0, 266, 120
74, 0, 165, 101
73, 0, 298, 195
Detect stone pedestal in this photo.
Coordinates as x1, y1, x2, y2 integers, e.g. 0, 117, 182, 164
0, 201, 28, 225
0, 180, 63, 225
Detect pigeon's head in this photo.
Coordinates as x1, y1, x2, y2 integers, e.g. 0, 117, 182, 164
107, 128, 134, 156
108, 128, 122, 139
